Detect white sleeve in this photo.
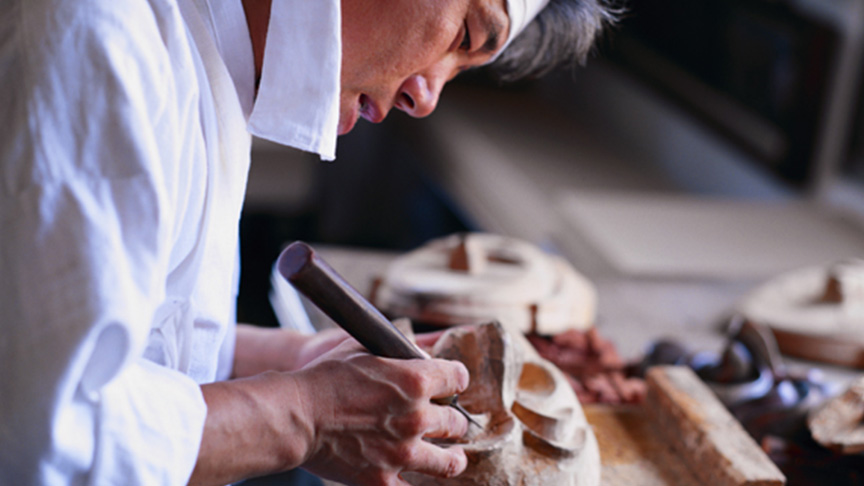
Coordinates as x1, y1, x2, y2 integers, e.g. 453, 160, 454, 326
216, 320, 238, 381
0, 3, 208, 484
0, 176, 209, 486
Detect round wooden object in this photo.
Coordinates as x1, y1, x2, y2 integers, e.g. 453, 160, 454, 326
371, 233, 597, 335
737, 264, 864, 368
808, 376, 864, 454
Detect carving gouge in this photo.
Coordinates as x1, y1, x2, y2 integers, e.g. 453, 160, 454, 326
276, 241, 479, 428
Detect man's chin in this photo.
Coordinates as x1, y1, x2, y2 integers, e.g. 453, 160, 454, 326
337, 111, 359, 135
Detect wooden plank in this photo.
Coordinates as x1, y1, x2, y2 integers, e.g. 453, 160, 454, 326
646, 366, 785, 486
585, 405, 700, 486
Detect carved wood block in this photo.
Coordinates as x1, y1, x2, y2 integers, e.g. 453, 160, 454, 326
646, 366, 785, 486
403, 321, 601, 486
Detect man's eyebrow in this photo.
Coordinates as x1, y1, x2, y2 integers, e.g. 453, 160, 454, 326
481, 17, 505, 54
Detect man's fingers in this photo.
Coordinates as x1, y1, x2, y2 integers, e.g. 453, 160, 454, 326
402, 441, 468, 479
421, 402, 469, 439
406, 358, 469, 399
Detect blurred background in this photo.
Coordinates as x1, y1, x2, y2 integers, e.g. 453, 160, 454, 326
236, 0, 864, 328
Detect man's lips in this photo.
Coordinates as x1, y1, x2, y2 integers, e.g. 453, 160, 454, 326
338, 95, 387, 135
338, 107, 359, 135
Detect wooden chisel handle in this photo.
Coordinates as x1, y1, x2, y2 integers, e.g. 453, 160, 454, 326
277, 241, 479, 428
276, 241, 425, 361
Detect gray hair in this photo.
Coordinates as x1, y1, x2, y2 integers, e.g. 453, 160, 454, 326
488, 0, 619, 82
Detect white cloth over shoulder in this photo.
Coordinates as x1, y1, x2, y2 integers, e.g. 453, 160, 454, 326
0, 0, 340, 483
249, 0, 342, 161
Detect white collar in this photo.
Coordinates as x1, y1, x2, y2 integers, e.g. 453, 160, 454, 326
202, 0, 257, 118
207, 0, 342, 161
250, 0, 342, 161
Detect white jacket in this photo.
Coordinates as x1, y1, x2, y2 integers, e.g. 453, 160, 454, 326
0, 0, 340, 483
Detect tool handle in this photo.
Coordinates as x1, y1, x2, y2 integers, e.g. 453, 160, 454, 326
277, 241, 424, 361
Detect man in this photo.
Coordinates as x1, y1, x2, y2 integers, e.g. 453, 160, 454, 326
0, 0, 613, 484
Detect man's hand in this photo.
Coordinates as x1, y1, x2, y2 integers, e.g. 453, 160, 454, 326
191, 334, 469, 486
296, 339, 470, 485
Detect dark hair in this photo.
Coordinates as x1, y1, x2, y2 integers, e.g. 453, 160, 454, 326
488, 0, 619, 82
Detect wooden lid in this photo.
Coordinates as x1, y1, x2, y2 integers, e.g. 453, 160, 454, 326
737, 260, 864, 368
372, 233, 597, 334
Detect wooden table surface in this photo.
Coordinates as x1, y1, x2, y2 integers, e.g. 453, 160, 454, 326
282, 244, 862, 486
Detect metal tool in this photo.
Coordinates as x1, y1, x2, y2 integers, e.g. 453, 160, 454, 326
276, 240, 479, 428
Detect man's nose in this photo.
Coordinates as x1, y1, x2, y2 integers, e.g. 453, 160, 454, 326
395, 73, 442, 118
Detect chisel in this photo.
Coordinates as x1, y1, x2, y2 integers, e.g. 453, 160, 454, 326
276, 240, 479, 428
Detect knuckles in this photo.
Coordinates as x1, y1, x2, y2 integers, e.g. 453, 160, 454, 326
389, 409, 429, 437
392, 442, 420, 467
362, 470, 397, 486
397, 359, 469, 399
452, 361, 470, 392
399, 369, 433, 400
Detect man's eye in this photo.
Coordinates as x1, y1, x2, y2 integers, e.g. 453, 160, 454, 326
460, 21, 471, 51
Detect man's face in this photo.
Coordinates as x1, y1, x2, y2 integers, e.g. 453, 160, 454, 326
338, 0, 510, 134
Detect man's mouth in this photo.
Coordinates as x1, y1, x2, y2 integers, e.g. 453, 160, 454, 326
339, 94, 386, 135
358, 95, 384, 123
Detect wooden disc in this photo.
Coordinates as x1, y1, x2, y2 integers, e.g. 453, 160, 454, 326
372, 233, 597, 335
738, 264, 864, 368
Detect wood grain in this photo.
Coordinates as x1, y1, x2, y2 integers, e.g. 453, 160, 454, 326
584, 366, 785, 486
646, 366, 785, 486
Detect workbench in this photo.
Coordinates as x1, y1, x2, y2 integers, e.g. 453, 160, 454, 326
268, 243, 859, 486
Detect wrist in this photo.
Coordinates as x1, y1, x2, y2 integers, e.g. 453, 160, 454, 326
190, 372, 316, 485
260, 371, 317, 469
